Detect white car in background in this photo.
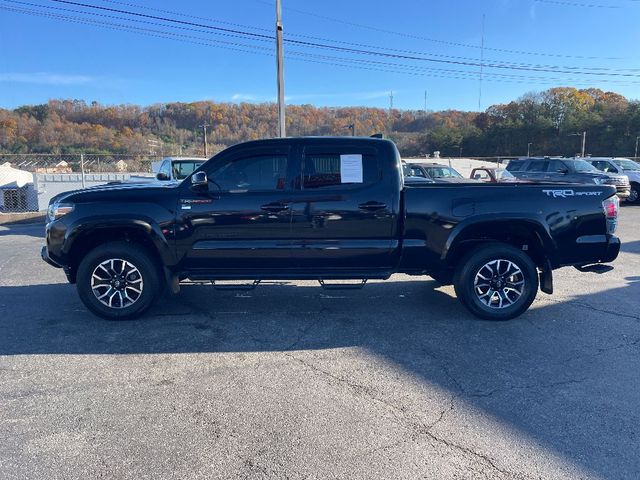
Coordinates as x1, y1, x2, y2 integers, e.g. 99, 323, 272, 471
153, 157, 207, 182
588, 157, 640, 204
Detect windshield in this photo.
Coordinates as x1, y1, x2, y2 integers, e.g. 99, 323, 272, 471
173, 160, 204, 180
613, 159, 640, 171
495, 169, 515, 180
564, 160, 598, 173
425, 166, 463, 178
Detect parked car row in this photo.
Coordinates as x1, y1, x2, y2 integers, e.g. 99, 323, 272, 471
403, 156, 640, 204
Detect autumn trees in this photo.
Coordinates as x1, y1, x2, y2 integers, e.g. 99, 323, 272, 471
1, 87, 640, 158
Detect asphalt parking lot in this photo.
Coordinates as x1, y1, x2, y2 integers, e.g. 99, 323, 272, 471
1, 207, 639, 480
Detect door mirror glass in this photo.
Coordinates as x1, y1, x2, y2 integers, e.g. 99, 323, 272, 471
156, 172, 170, 181
191, 171, 208, 188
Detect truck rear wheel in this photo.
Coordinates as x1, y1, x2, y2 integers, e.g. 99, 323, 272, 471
76, 241, 161, 320
453, 243, 539, 320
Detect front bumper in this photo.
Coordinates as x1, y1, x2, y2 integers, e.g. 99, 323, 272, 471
41, 245, 62, 268
42, 245, 75, 283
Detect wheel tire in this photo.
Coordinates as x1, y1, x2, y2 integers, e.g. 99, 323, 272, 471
627, 183, 640, 204
76, 241, 161, 320
453, 243, 539, 321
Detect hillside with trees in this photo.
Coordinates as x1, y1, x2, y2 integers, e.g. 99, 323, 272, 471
1, 87, 640, 158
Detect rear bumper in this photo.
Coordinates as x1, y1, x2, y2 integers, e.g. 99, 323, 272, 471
602, 235, 621, 263
571, 234, 620, 267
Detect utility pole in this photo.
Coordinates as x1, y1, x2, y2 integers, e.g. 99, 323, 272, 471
275, 0, 286, 137
200, 123, 210, 157
80, 153, 85, 188
478, 14, 485, 112
389, 90, 394, 115
346, 124, 355, 136
569, 131, 586, 157
527, 142, 532, 157
424, 90, 427, 116
635, 135, 639, 159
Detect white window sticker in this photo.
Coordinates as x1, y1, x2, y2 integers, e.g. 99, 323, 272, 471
340, 154, 363, 183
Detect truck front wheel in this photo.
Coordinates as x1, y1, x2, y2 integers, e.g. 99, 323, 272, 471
453, 243, 539, 320
76, 241, 161, 320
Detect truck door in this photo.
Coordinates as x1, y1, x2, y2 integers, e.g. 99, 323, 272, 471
175, 144, 296, 272
288, 142, 399, 271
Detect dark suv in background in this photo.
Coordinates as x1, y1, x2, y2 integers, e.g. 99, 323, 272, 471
506, 157, 631, 199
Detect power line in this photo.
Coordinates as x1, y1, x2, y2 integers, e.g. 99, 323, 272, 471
534, 0, 621, 8
87, 0, 629, 70
37, 0, 640, 77
251, 0, 622, 60
9, 0, 639, 76
5, 4, 640, 88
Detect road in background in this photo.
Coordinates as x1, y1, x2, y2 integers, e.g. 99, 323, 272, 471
1, 208, 639, 479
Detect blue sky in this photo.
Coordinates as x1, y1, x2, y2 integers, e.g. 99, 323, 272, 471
1, 0, 640, 111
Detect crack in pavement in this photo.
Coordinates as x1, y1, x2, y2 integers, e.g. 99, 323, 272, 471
562, 337, 640, 364
287, 353, 529, 479
538, 295, 640, 323
465, 377, 587, 399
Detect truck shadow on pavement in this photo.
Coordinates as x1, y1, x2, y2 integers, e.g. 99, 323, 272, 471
0, 221, 44, 239
622, 239, 640, 255
1, 277, 639, 478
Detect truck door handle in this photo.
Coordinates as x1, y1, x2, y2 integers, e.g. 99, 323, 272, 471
260, 202, 290, 212
358, 201, 387, 211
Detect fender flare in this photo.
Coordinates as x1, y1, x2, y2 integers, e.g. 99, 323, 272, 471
62, 215, 176, 266
442, 214, 557, 267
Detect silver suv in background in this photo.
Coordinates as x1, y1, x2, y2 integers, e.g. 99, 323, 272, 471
588, 157, 640, 204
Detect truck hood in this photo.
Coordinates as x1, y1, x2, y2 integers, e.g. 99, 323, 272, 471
49, 181, 179, 205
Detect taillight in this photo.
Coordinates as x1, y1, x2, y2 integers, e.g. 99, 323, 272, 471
602, 196, 619, 234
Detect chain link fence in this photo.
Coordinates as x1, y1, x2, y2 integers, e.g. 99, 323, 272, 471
0, 154, 156, 174
0, 154, 159, 213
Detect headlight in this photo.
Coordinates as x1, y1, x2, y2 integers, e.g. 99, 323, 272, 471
47, 202, 74, 222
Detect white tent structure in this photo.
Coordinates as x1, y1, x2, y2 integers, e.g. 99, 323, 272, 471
0, 162, 37, 212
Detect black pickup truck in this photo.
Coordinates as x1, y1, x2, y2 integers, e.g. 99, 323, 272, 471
42, 137, 621, 321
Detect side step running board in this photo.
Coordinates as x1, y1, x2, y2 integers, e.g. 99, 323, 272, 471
575, 264, 614, 274
318, 279, 367, 290
211, 280, 261, 290
182, 279, 262, 291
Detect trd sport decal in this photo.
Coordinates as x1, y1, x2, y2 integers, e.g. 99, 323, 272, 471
543, 189, 603, 198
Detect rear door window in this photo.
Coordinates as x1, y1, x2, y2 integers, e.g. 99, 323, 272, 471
301, 147, 380, 190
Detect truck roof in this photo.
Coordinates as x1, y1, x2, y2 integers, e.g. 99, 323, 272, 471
225, 136, 394, 150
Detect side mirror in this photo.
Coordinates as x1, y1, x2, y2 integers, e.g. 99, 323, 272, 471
191, 171, 208, 189
156, 172, 170, 181
557, 168, 569, 174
